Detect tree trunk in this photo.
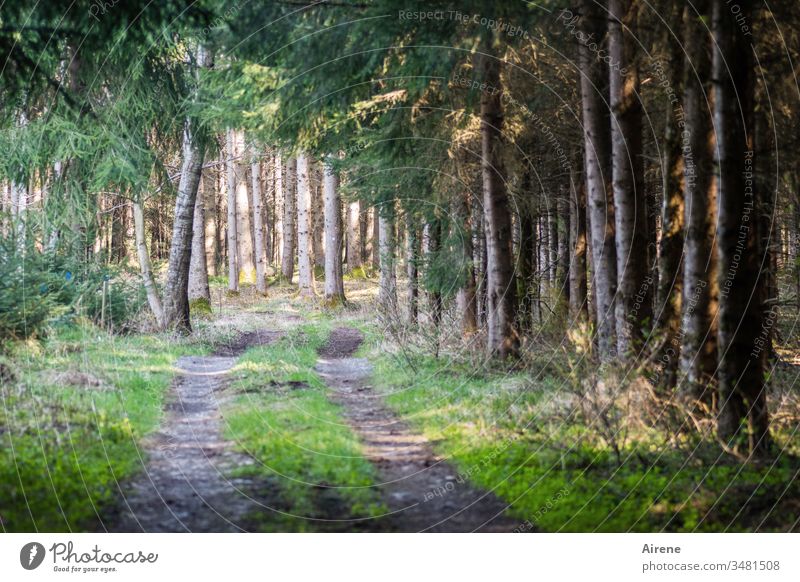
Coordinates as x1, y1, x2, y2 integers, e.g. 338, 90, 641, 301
406, 215, 419, 324
323, 160, 345, 304
188, 180, 210, 303
251, 151, 268, 295
456, 189, 478, 335
296, 153, 315, 297
377, 207, 397, 309
712, 0, 771, 456
203, 163, 218, 277
274, 153, 284, 267
556, 188, 571, 309
233, 131, 254, 285
281, 157, 296, 282
133, 197, 164, 327
347, 200, 362, 272
569, 169, 588, 320
610, 0, 649, 357
579, 0, 617, 359
225, 128, 239, 292
312, 163, 326, 269
480, 52, 519, 358
162, 47, 209, 331
679, 1, 718, 406
654, 7, 687, 391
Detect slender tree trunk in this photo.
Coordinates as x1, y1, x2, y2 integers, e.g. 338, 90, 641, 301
251, 150, 268, 295
347, 200, 362, 272
556, 189, 571, 309
518, 200, 536, 333
371, 207, 380, 270
406, 215, 420, 324
654, 7, 687, 391
569, 168, 588, 320
203, 165, 218, 277
233, 131, 254, 284
457, 189, 478, 335
274, 153, 284, 266
323, 160, 345, 304
188, 180, 210, 303
225, 128, 239, 292
579, 0, 617, 359
162, 46, 209, 332
378, 207, 397, 309
480, 52, 519, 358
134, 197, 164, 327
281, 157, 296, 282
312, 163, 326, 269
610, 0, 649, 357
712, 0, 771, 456
296, 153, 315, 297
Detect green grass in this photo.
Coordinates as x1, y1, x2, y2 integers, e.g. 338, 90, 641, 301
367, 351, 800, 532
223, 322, 385, 531
0, 325, 206, 532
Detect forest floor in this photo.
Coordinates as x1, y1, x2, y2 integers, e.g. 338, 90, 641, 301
1, 277, 799, 532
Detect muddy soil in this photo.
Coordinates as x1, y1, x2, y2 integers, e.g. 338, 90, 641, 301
104, 330, 282, 532
315, 327, 518, 532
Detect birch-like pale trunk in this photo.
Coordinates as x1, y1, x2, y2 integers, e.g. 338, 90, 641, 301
296, 153, 315, 297
323, 160, 345, 304
225, 128, 239, 292
274, 153, 284, 266
346, 200, 362, 272
188, 180, 210, 302
281, 157, 296, 282
133, 197, 165, 327
234, 131, 254, 284
251, 153, 268, 295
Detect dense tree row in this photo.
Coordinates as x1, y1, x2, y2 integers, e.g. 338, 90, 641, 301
1, 0, 798, 458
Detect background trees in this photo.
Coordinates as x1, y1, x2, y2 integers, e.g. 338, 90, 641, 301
1, 0, 798, 461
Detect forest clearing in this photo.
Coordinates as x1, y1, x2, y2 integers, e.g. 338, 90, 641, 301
1, 0, 799, 539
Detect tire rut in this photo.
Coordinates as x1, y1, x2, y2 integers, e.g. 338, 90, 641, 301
315, 327, 517, 532
104, 329, 283, 532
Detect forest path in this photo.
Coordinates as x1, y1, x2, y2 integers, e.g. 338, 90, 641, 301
316, 327, 517, 532
105, 329, 282, 532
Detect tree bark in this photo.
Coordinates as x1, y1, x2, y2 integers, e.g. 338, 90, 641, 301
480, 52, 519, 358
456, 188, 478, 335
234, 131, 254, 285
134, 197, 164, 327
406, 215, 420, 324
679, 1, 718, 405
281, 157, 296, 282
323, 160, 345, 303
347, 200, 362, 272
579, 0, 617, 359
378, 207, 397, 309
654, 6, 687, 391
162, 46, 209, 332
251, 150, 268, 295
296, 152, 315, 297
712, 0, 771, 456
188, 180, 210, 303
610, 0, 650, 357
569, 169, 588, 320
225, 128, 239, 292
